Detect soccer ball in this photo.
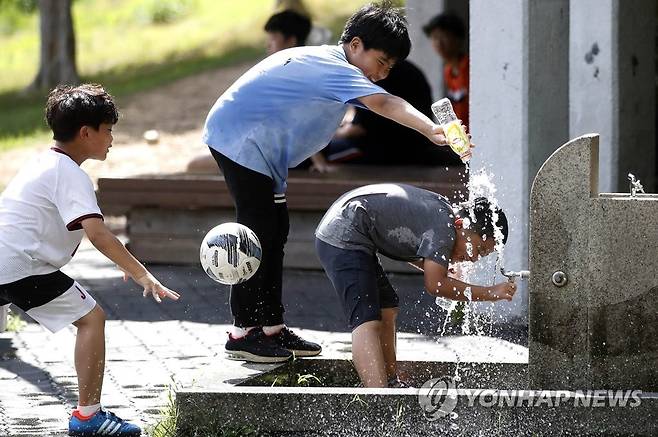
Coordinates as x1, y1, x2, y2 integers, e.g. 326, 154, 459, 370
200, 223, 262, 285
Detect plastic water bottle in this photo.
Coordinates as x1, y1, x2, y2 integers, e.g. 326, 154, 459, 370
431, 98, 472, 162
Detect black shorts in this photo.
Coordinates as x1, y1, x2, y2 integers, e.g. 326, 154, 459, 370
0, 271, 96, 333
0, 271, 74, 310
315, 238, 399, 330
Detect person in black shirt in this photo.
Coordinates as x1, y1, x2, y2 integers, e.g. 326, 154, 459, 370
326, 59, 462, 166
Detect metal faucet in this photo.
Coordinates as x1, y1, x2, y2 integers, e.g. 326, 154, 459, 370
500, 268, 530, 282
628, 173, 645, 197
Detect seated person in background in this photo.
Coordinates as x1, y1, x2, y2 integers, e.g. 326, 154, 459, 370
274, 0, 332, 45
324, 59, 462, 166
264, 9, 312, 55
423, 12, 469, 127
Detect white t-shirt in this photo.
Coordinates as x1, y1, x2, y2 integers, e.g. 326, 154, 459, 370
0, 148, 103, 283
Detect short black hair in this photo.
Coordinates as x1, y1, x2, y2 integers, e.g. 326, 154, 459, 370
339, 1, 410, 61
264, 9, 312, 46
422, 12, 466, 40
457, 197, 509, 245
45, 84, 118, 142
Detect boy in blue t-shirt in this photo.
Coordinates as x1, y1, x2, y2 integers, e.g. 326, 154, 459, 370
203, 2, 460, 363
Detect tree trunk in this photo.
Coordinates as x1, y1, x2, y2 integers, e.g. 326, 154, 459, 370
28, 0, 79, 91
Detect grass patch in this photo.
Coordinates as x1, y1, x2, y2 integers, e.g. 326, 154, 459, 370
0, 90, 49, 152
5, 309, 27, 333
147, 386, 178, 437
0, 0, 368, 152
0, 44, 263, 153
148, 384, 262, 437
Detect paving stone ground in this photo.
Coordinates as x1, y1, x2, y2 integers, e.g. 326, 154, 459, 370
0, 240, 527, 436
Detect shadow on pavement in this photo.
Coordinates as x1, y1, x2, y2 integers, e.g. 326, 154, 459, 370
0, 336, 77, 407
74, 266, 527, 346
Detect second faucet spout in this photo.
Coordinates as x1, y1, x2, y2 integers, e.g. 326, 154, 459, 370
500, 268, 530, 281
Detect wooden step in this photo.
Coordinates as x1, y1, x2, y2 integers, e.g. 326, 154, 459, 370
97, 165, 468, 270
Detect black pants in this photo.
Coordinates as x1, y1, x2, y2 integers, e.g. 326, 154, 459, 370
210, 148, 289, 327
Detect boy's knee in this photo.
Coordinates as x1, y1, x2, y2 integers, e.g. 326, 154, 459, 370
75, 305, 105, 328
352, 319, 381, 335
94, 306, 106, 324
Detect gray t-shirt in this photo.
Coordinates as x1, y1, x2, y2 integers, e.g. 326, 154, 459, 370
315, 184, 456, 266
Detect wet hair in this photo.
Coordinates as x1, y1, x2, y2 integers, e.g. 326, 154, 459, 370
422, 12, 466, 40
339, 1, 411, 61
264, 9, 312, 46
45, 83, 118, 142
456, 197, 509, 245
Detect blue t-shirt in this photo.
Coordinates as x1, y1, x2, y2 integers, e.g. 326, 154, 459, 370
202, 45, 387, 193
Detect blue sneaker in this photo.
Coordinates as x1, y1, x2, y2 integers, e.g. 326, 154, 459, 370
69, 409, 141, 436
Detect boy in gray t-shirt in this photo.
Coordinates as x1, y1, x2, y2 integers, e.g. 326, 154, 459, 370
315, 183, 517, 388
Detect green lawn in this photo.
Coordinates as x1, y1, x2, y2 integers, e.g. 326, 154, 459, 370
0, 0, 370, 152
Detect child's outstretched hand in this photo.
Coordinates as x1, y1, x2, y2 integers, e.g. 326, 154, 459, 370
427, 124, 449, 146
133, 272, 181, 303
489, 282, 517, 301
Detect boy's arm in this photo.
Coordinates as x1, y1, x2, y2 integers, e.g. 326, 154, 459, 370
422, 259, 516, 302
81, 218, 180, 303
358, 93, 447, 145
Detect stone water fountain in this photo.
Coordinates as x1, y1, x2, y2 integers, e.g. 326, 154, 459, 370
529, 135, 657, 393
175, 134, 657, 436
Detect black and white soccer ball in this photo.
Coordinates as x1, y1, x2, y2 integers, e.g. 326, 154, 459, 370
200, 223, 262, 285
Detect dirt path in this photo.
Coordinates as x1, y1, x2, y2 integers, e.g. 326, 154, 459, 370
0, 62, 253, 188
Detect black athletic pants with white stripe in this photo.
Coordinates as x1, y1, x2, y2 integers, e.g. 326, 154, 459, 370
210, 148, 288, 327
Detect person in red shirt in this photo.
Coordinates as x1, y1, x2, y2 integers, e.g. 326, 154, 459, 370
423, 13, 469, 128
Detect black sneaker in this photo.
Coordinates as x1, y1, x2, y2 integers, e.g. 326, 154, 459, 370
274, 327, 322, 357
225, 327, 292, 363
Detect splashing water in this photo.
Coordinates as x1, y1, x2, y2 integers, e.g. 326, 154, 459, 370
467, 168, 496, 197
433, 169, 506, 335
435, 296, 456, 312
467, 169, 506, 254
436, 296, 457, 336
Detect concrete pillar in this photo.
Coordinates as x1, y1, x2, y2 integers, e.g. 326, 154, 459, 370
406, 0, 468, 101
406, 0, 444, 100
570, 0, 656, 193
469, 0, 570, 323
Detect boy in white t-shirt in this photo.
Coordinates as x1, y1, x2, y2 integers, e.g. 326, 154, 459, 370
0, 84, 179, 437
